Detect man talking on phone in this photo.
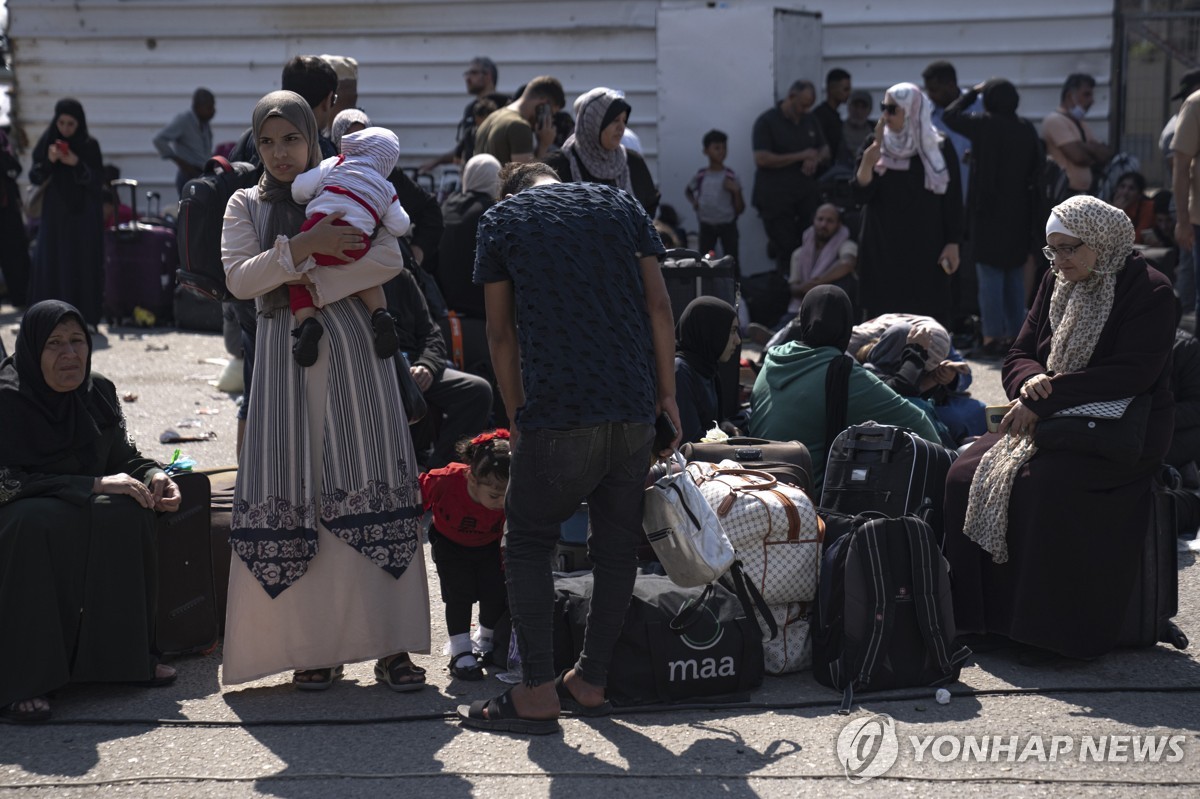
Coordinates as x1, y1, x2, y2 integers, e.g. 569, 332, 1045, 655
473, 75, 564, 164
460, 162, 679, 735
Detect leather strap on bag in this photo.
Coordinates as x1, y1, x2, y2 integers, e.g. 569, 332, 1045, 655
767, 489, 801, 541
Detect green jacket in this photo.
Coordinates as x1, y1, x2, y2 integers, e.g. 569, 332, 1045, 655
748, 342, 941, 488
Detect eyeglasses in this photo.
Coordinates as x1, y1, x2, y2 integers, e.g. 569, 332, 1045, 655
1042, 243, 1083, 261
880, 103, 900, 115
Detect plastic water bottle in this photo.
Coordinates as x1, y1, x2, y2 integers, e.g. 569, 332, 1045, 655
497, 626, 522, 684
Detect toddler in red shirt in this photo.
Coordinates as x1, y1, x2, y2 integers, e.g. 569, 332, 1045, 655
419, 429, 510, 681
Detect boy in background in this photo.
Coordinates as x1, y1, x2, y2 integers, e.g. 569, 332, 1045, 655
685, 129, 744, 265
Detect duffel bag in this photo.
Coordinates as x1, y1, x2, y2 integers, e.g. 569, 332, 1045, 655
763, 602, 812, 675
553, 571, 770, 706
690, 463, 823, 604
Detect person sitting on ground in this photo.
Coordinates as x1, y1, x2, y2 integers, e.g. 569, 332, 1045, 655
1109, 171, 1156, 245
786, 203, 858, 324
942, 195, 1175, 663
675, 297, 742, 443
851, 314, 986, 444
420, 430, 510, 682
288, 126, 411, 366
545, 86, 660, 217
749, 285, 941, 490
0, 300, 181, 724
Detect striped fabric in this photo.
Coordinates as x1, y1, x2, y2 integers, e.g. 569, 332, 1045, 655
230, 195, 422, 598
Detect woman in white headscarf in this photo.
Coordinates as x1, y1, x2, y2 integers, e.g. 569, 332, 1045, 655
942, 195, 1176, 662
544, 87, 659, 217
436, 153, 501, 317
853, 81, 962, 324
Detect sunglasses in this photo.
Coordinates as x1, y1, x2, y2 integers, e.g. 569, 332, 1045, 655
880, 103, 900, 115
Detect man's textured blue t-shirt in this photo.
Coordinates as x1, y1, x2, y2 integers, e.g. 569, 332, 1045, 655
473, 182, 666, 430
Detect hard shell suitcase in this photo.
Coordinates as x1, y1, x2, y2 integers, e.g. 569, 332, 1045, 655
1118, 470, 1189, 650
155, 471, 220, 656
660, 249, 741, 418
821, 422, 957, 542
681, 437, 813, 497
104, 178, 177, 323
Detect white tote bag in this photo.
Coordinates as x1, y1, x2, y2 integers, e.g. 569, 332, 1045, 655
642, 455, 736, 588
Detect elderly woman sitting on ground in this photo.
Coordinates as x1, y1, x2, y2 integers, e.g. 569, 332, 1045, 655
0, 300, 180, 724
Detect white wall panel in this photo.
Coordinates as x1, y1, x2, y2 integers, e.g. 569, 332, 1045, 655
8, 0, 1115, 276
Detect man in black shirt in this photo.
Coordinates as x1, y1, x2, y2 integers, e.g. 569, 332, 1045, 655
420, 57, 507, 172
812, 68, 851, 174
752, 80, 829, 274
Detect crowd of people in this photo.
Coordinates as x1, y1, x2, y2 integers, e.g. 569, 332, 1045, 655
1, 49, 1197, 734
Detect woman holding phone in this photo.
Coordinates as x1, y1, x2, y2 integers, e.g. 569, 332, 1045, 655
852, 82, 962, 325
28, 99, 106, 328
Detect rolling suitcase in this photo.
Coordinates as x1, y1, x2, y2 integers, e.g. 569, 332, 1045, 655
821, 422, 957, 542
203, 467, 237, 634
155, 471, 220, 656
1118, 470, 1189, 650
104, 178, 177, 323
660, 249, 741, 417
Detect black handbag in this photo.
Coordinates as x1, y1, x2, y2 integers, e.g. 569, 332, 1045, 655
1034, 394, 1151, 465
393, 351, 428, 425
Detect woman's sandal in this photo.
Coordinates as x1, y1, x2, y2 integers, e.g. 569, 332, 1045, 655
374, 655, 426, 693
292, 665, 344, 692
0, 697, 51, 725
554, 670, 612, 717
457, 687, 561, 736
449, 652, 484, 681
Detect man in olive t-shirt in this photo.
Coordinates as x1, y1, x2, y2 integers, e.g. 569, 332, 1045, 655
473, 75, 565, 164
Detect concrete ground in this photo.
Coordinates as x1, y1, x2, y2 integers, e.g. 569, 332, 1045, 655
1, 305, 1199, 798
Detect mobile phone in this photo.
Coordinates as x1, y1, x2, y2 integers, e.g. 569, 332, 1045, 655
654, 412, 678, 452
985, 405, 1009, 434
55, 140, 70, 155
536, 103, 551, 127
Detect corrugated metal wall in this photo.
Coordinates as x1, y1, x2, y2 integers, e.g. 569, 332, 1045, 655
7, 0, 1115, 223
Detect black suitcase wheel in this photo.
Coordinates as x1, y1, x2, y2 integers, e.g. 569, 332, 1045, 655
1164, 622, 1189, 650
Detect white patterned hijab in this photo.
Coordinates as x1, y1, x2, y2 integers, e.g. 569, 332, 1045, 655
876, 82, 949, 195
961, 195, 1135, 563
560, 87, 632, 193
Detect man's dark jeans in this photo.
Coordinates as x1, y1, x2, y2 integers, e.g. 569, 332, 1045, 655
505, 421, 654, 688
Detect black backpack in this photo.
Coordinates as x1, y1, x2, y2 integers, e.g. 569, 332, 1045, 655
812, 512, 970, 714
176, 156, 261, 301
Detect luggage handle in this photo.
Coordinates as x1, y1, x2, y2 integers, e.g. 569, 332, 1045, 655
710, 468, 778, 489
206, 155, 234, 174
669, 583, 716, 634
111, 178, 140, 224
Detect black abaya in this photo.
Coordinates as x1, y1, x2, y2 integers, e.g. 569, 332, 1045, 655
853, 138, 963, 324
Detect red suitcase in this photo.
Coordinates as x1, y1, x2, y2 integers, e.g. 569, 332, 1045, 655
104, 179, 177, 324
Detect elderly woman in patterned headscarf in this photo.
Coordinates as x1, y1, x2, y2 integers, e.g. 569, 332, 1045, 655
544, 86, 659, 217
942, 195, 1176, 663
220, 91, 430, 692
853, 81, 962, 323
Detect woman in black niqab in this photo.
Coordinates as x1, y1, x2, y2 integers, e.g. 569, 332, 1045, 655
674, 296, 739, 442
